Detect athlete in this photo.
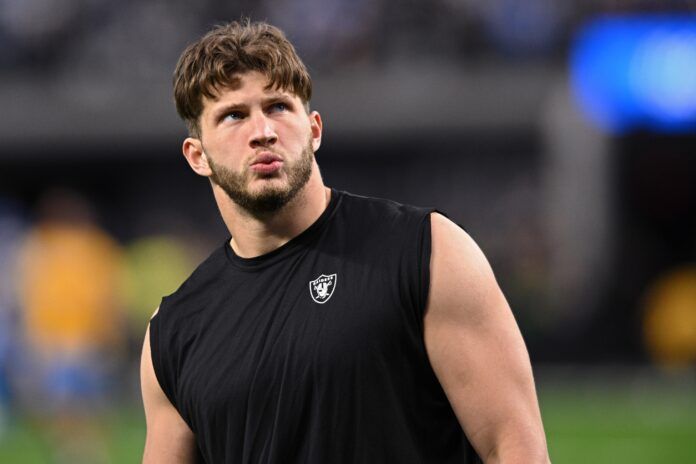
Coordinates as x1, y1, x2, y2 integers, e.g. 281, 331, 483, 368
141, 20, 550, 464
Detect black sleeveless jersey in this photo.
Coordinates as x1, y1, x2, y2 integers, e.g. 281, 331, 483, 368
150, 189, 480, 463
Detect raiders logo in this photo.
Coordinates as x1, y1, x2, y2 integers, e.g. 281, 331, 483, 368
309, 274, 337, 304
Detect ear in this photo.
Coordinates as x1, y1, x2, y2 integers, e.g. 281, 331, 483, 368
182, 137, 213, 177
309, 111, 323, 152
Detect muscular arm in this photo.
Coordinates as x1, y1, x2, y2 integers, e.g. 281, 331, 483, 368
424, 214, 550, 464
141, 309, 198, 463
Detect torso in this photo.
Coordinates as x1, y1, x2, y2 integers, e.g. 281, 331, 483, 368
150, 190, 479, 463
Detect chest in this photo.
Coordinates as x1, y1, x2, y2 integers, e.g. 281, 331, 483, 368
175, 254, 421, 429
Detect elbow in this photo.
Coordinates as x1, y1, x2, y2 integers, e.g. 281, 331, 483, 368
485, 448, 551, 464
483, 435, 550, 464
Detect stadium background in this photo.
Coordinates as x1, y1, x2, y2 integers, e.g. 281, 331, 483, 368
1, 0, 695, 462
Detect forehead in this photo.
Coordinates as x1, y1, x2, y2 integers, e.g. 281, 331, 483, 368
202, 71, 296, 111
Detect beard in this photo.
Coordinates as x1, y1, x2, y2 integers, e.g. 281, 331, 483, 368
207, 138, 314, 216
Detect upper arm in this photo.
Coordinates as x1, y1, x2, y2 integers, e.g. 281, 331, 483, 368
141, 308, 198, 463
423, 213, 549, 463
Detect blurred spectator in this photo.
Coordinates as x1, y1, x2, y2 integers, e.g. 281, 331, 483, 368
18, 190, 125, 366
643, 266, 696, 368
0, 197, 27, 435
0, 0, 92, 68
475, 0, 565, 57
16, 189, 125, 463
61, 0, 198, 80
261, 0, 383, 68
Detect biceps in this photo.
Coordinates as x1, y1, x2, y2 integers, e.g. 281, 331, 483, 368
424, 298, 535, 421
423, 297, 540, 456
424, 214, 542, 455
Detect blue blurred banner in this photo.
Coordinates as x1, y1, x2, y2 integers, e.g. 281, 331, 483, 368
571, 15, 696, 134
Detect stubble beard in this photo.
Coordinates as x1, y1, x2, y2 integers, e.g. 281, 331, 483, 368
207, 138, 314, 216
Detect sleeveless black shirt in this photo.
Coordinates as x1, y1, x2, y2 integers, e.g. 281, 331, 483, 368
150, 190, 479, 463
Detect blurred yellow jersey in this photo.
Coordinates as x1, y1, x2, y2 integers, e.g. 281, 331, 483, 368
19, 222, 124, 357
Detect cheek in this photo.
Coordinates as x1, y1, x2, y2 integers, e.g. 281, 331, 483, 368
208, 131, 247, 159
282, 122, 311, 145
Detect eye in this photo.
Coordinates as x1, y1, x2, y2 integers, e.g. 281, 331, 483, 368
268, 102, 288, 113
223, 111, 245, 121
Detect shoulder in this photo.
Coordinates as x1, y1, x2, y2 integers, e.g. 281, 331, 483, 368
430, 213, 488, 267
427, 212, 502, 322
338, 190, 434, 230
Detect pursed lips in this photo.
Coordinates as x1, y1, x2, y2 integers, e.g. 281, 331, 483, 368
249, 152, 283, 174
250, 152, 283, 166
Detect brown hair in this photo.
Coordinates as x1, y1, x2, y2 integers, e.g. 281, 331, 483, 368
173, 20, 312, 137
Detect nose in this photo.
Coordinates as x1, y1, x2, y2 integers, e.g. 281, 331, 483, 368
249, 112, 278, 148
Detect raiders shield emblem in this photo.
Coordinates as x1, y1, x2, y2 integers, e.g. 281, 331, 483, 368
309, 274, 337, 304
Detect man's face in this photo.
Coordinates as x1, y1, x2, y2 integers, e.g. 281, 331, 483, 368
196, 71, 321, 215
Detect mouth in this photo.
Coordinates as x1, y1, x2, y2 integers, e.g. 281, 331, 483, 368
249, 152, 283, 175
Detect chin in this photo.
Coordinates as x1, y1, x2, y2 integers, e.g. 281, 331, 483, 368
249, 177, 288, 192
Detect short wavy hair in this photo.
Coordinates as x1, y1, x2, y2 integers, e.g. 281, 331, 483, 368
173, 20, 312, 137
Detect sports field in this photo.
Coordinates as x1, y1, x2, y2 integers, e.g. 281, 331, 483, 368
540, 376, 696, 463
1, 374, 694, 463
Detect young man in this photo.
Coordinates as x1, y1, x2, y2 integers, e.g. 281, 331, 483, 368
141, 21, 550, 464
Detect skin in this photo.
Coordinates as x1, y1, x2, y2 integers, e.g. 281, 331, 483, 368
141, 71, 550, 463
425, 214, 550, 463
181, 71, 327, 258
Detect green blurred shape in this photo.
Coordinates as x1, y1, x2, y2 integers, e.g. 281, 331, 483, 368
542, 384, 696, 463
122, 236, 194, 328
0, 408, 146, 464
0, 420, 51, 462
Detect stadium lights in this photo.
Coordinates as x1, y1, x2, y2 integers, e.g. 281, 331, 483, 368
570, 15, 696, 134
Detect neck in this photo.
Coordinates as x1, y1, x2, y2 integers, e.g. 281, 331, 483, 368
214, 165, 330, 258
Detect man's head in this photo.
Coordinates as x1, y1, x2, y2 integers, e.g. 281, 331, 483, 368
174, 21, 323, 216
174, 20, 312, 138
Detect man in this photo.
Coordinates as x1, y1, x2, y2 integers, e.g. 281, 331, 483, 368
141, 20, 550, 464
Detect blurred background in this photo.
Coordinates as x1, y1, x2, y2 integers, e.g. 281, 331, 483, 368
1, 0, 695, 462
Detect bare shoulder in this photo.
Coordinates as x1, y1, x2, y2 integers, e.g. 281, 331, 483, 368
430, 212, 489, 258
427, 212, 502, 323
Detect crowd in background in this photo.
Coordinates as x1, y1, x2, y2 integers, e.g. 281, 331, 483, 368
1, 0, 675, 74
0, 189, 206, 460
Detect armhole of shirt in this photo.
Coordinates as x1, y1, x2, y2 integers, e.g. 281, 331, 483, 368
149, 310, 178, 410
417, 211, 433, 318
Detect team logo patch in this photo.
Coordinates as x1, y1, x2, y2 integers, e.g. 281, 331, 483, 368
309, 274, 337, 304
